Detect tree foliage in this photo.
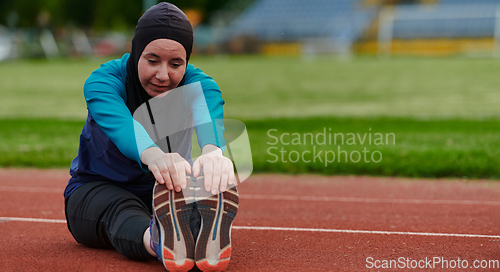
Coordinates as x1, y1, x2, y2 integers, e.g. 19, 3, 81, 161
0, 0, 230, 29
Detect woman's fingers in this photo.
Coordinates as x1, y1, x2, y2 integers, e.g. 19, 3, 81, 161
219, 160, 229, 192
180, 161, 191, 190
149, 164, 164, 185
192, 158, 201, 178
211, 161, 221, 195
229, 167, 236, 186
194, 152, 237, 194
166, 158, 182, 192
176, 160, 190, 190
143, 148, 193, 192
203, 160, 213, 193
147, 152, 193, 192
184, 160, 192, 175
143, 144, 238, 195
151, 160, 173, 190
160, 162, 174, 190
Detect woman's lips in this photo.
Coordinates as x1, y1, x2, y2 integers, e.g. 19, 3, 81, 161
151, 82, 169, 91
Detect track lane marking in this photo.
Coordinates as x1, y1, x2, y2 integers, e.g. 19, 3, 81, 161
232, 226, 500, 239
1, 217, 499, 239
241, 194, 500, 206
0, 217, 66, 223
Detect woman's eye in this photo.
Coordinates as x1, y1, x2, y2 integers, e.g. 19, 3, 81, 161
172, 63, 181, 68
148, 59, 157, 64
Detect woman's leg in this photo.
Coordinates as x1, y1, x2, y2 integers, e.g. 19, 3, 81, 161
143, 227, 156, 257
65, 181, 155, 261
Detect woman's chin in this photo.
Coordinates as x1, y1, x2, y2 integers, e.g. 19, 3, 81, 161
146, 88, 165, 97
148, 88, 174, 98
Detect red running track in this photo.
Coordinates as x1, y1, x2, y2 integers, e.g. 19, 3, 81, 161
0, 169, 499, 271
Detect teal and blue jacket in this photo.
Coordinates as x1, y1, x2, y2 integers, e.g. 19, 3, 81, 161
64, 54, 224, 200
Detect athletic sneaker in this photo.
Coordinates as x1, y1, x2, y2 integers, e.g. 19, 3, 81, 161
151, 179, 196, 271
194, 176, 239, 272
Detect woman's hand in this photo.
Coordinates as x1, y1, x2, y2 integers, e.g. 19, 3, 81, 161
193, 144, 236, 194
141, 147, 191, 192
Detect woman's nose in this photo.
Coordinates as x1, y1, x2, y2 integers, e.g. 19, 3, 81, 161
156, 64, 169, 81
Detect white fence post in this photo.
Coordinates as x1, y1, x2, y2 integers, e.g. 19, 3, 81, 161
493, 6, 500, 57
377, 7, 394, 58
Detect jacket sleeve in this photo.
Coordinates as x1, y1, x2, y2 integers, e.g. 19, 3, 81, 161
184, 64, 226, 150
83, 54, 157, 168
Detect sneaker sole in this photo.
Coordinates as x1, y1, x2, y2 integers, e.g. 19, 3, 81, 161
153, 181, 195, 272
195, 181, 239, 272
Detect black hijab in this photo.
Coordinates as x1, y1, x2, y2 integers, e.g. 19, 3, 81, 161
126, 2, 193, 114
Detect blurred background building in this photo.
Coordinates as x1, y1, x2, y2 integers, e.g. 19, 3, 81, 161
2, 0, 500, 60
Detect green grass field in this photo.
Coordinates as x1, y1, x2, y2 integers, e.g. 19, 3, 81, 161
2, 55, 500, 120
0, 55, 499, 178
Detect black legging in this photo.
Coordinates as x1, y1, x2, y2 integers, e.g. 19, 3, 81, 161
65, 181, 202, 261
65, 181, 155, 261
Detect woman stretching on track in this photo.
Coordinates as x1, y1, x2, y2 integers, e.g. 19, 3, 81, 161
63, 2, 238, 271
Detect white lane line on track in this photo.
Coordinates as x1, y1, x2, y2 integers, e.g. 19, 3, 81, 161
241, 194, 500, 206
0, 217, 66, 223
232, 226, 500, 239
1, 216, 499, 239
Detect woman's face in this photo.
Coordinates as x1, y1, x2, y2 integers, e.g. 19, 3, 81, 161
138, 39, 187, 97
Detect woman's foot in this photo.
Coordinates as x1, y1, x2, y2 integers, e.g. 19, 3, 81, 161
195, 176, 239, 272
151, 180, 196, 271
